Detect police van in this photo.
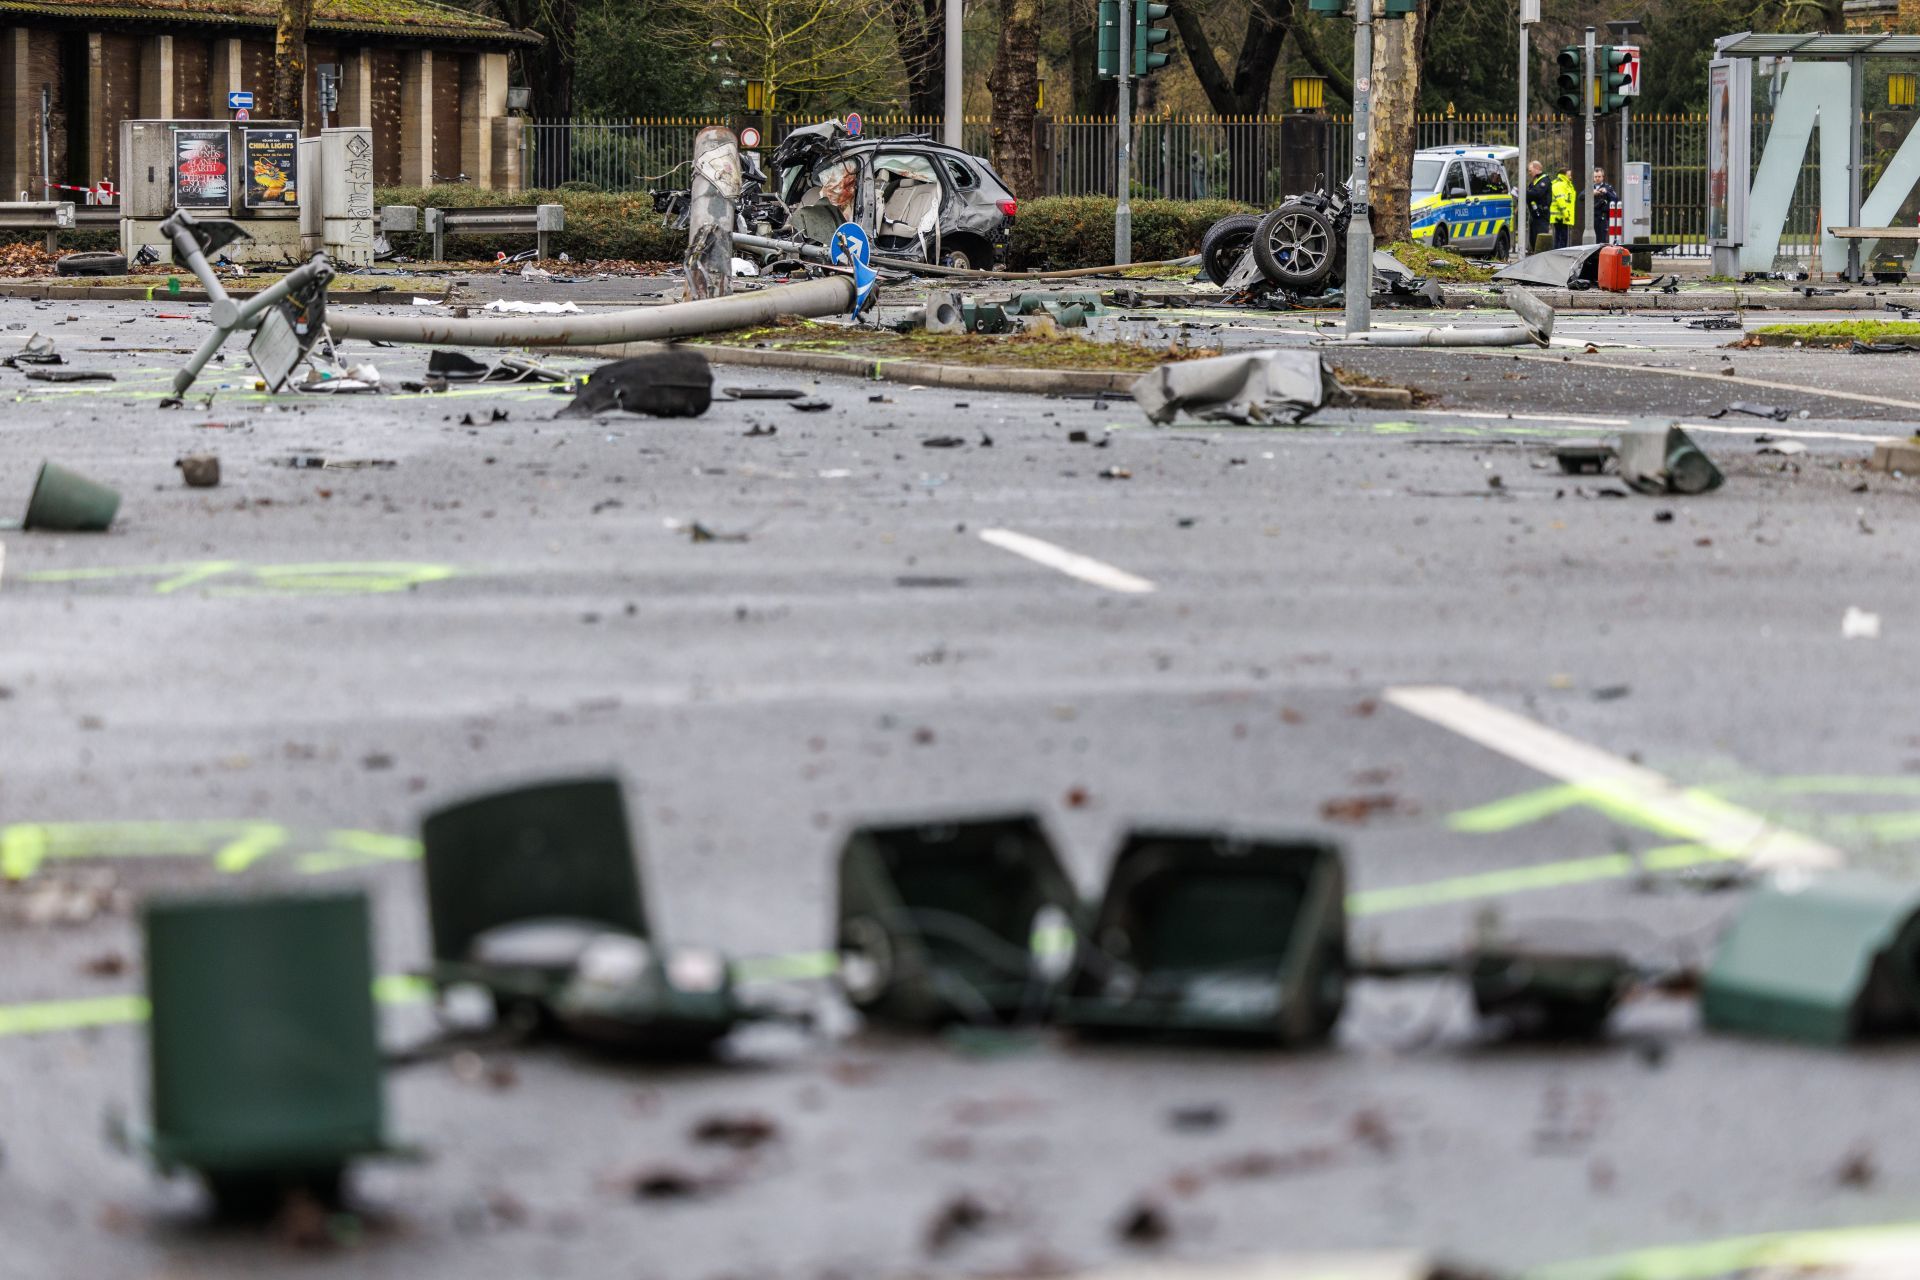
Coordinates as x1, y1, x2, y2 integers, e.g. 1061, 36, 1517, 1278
1409, 145, 1518, 258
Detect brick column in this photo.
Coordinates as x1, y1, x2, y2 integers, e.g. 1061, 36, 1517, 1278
400, 49, 433, 186
459, 52, 506, 189
207, 37, 242, 116
490, 116, 522, 191
337, 47, 371, 127
137, 35, 172, 118
3, 29, 31, 199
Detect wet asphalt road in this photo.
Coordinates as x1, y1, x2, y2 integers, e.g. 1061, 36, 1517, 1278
2, 287, 1920, 1278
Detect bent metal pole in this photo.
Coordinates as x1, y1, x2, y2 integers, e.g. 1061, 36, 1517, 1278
326, 276, 856, 347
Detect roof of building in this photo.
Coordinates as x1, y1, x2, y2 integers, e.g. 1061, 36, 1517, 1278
0, 0, 540, 45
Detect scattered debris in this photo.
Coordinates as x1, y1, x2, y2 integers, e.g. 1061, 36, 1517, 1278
558, 351, 713, 419
723, 387, 805, 400
922, 435, 966, 448
629, 1166, 715, 1200
1133, 350, 1329, 425
1756, 439, 1807, 456
1709, 401, 1790, 422
1115, 1197, 1173, 1246
481, 299, 581, 315
925, 1193, 999, 1252
743, 424, 777, 437
427, 350, 490, 381
670, 519, 750, 544
1097, 466, 1132, 479
1842, 606, 1881, 640
1167, 1104, 1226, 1132
1616, 426, 1723, 496
23, 368, 113, 383
1319, 793, 1406, 824
2, 333, 62, 366
1835, 1145, 1878, 1189
789, 399, 831, 412
1687, 315, 1742, 331
690, 1113, 781, 1150
176, 455, 221, 488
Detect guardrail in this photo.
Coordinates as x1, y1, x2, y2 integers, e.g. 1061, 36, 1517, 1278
383, 204, 566, 261
0, 201, 76, 252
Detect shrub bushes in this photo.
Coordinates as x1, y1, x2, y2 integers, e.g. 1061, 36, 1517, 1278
1006, 197, 1255, 270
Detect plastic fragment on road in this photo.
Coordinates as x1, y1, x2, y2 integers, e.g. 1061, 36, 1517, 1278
138, 888, 410, 1216
421, 777, 743, 1055
1703, 871, 1920, 1045
175, 455, 220, 488
1615, 424, 1724, 495
834, 812, 1082, 1029
1058, 828, 1347, 1045
1467, 944, 1632, 1040
557, 349, 713, 419
1842, 606, 1882, 640
0, 332, 62, 366
480, 299, 582, 315
1491, 244, 1604, 289
1553, 439, 1614, 474
1130, 350, 1330, 426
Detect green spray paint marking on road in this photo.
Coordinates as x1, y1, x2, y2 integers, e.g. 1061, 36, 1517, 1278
22, 561, 459, 596
1529, 1220, 1920, 1280
0, 975, 432, 1041
0, 821, 421, 882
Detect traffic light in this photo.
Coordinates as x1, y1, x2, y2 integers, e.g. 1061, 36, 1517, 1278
1555, 45, 1586, 116
1097, 0, 1119, 79
1134, 0, 1172, 75
1599, 45, 1633, 114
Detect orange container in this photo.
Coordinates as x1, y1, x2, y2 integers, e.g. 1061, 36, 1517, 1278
1597, 245, 1632, 292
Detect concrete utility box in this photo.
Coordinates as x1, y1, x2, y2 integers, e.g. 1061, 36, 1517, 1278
319, 128, 377, 266
1623, 161, 1654, 244
119, 119, 304, 264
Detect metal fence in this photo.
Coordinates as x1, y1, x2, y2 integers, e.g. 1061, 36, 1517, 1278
523, 111, 1865, 262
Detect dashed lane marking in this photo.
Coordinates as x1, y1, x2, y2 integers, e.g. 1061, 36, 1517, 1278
979, 528, 1156, 595
1384, 685, 1843, 871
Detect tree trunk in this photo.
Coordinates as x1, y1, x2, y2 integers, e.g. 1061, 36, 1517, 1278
892, 0, 946, 117
1166, 0, 1291, 203
988, 0, 1041, 198
1369, 2, 1423, 243
270, 0, 313, 122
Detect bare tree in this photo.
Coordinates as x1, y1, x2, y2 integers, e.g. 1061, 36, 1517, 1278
1164, 0, 1293, 202
661, 0, 897, 117
891, 0, 948, 117
270, 0, 315, 121
988, 0, 1041, 197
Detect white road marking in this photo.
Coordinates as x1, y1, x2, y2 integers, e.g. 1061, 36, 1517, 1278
1512, 349, 1920, 414
979, 528, 1156, 595
1384, 684, 1843, 871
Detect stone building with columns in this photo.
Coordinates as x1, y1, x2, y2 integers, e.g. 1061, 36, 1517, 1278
0, 0, 537, 200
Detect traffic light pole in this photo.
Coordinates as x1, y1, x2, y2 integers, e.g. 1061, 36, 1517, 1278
1343, 0, 1373, 336
1580, 24, 1596, 246
1516, 10, 1530, 258
1116, 2, 1132, 265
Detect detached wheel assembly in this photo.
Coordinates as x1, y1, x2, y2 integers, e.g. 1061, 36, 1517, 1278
55, 251, 128, 277
1199, 214, 1259, 285
1252, 203, 1336, 289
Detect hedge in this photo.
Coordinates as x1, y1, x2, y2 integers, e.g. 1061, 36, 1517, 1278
375, 185, 684, 263
1006, 197, 1256, 270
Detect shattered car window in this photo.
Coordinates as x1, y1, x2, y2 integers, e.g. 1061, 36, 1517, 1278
873, 153, 940, 187
942, 158, 978, 189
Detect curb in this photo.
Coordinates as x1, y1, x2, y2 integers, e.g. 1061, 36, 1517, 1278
562, 341, 1143, 395
556, 340, 1415, 408
0, 281, 442, 305
1439, 286, 1920, 311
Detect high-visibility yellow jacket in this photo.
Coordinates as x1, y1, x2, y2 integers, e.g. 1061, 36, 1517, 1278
1549, 173, 1577, 225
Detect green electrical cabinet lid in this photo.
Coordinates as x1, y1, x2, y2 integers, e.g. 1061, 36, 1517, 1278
1703, 872, 1920, 1045
421, 776, 650, 976
1061, 827, 1348, 1044
835, 812, 1081, 1028
143, 889, 390, 1177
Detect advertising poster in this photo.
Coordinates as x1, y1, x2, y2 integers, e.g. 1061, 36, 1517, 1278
174, 129, 231, 208
244, 128, 300, 208
1707, 63, 1731, 245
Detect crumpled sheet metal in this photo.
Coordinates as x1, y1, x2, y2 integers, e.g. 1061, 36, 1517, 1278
1491, 244, 1604, 288
1131, 350, 1330, 425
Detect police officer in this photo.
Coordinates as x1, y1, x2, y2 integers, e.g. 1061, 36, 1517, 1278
1550, 166, 1577, 249
1526, 161, 1551, 251
1592, 167, 1621, 242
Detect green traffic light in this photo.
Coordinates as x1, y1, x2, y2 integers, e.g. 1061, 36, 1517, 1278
1133, 0, 1173, 76
1097, 0, 1119, 79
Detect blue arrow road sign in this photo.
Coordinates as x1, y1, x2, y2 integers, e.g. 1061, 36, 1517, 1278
832, 221, 876, 313
228, 90, 254, 110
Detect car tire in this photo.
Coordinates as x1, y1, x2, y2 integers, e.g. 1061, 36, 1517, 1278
1430, 223, 1449, 251
1199, 213, 1259, 285
1492, 229, 1511, 260
1252, 203, 1337, 289
55, 251, 128, 277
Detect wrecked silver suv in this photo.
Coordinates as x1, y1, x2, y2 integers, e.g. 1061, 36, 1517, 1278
658, 121, 1018, 271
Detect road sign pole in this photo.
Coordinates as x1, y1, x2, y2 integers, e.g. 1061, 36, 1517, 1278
1581, 25, 1596, 246
1344, 0, 1373, 336
943, 0, 962, 149
1116, 1, 1131, 266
